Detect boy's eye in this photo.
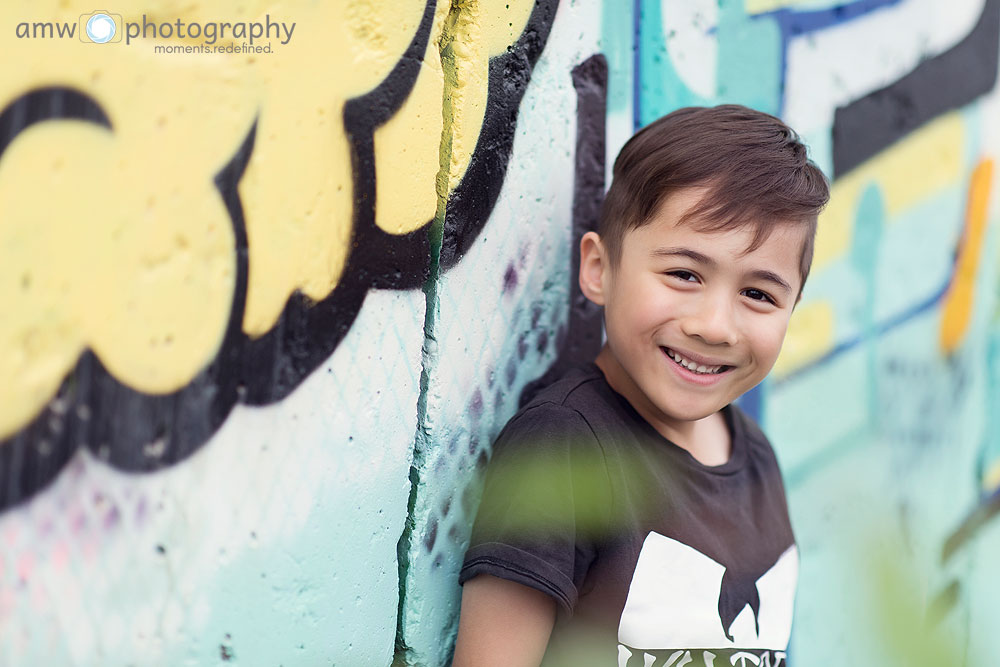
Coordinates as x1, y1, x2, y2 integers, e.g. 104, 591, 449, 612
667, 270, 698, 282
743, 288, 775, 304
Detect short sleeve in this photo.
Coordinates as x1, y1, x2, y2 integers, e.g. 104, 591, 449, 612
459, 403, 612, 613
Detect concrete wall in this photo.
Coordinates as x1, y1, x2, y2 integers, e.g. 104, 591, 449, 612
1, 0, 999, 665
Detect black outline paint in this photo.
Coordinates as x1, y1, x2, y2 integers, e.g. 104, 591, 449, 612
832, 0, 1000, 177
0, 87, 113, 508
440, 0, 560, 269
0, 0, 561, 511
0, 87, 111, 157
0, 115, 255, 511
239, 0, 439, 404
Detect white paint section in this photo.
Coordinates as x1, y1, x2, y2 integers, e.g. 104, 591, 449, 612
618, 533, 798, 651
663, 0, 718, 99
783, 0, 984, 150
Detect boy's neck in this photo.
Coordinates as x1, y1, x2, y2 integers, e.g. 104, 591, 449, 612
594, 346, 732, 466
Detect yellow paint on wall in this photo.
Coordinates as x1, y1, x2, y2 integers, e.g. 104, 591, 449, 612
441, 2, 488, 194
771, 299, 836, 379
813, 112, 965, 272
0, 124, 236, 438
983, 459, 1000, 494
241, 0, 537, 331
373, 2, 449, 236
239, 0, 427, 334
0, 0, 544, 439
371, 0, 537, 235
939, 159, 993, 355
440, 0, 536, 191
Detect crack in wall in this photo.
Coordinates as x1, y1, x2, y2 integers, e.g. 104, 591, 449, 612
394, 1, 463, 663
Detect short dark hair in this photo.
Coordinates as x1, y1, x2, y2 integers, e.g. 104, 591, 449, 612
598, 105, 830, 291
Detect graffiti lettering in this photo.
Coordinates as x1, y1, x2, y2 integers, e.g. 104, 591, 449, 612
0, 0, 558, 510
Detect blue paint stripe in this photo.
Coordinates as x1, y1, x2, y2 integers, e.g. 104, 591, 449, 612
736, 383, 765, 423
763, 0, 902, 35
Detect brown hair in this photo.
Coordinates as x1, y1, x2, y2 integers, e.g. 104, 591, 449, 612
599, 105, 830, 291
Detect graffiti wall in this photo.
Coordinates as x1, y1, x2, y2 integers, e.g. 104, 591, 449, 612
1, 0, 999, 665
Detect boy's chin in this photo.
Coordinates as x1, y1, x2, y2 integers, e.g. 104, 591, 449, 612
650, 396, 729, 424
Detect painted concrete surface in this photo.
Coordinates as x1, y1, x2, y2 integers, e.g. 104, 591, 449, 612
2, 0, 1000, 665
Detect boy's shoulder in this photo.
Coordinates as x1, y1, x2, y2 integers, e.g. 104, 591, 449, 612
490, 364, 615, 459
508, 363, 634, 438
519, 363, 606, 411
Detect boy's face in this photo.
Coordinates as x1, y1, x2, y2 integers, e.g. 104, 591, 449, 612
586, 188, 805, 430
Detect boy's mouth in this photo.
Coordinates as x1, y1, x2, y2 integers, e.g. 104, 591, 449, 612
661, 347, 732, 375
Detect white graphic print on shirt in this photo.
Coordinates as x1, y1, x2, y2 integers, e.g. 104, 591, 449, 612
617, 532, 798, 664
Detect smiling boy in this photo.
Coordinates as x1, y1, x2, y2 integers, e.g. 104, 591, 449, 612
454, 105, 829, 666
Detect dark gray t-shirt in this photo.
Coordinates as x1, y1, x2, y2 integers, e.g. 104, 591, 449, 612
460, 364, 797, 666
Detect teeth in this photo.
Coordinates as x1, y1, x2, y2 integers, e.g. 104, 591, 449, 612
666, 349, 725, 375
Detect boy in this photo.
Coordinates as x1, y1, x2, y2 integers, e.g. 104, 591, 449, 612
454, 105, 829, 666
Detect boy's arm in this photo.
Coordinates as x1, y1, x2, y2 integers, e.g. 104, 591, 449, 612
452, 574, 556, 667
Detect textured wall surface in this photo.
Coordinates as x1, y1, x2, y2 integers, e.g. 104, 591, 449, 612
2, 0, 1000, 665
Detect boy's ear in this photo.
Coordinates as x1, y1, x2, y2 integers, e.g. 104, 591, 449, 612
579, 231, 608, 306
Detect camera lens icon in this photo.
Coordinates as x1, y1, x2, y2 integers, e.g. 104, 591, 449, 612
87, 14, 115, 42
79, 11, 122, 44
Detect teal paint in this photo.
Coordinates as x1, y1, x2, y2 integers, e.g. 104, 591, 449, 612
160, 513, 401, 667
769, 343, 873, 477
850, 184, 885, 429
875, 189, 965, 324
801, 127, 833, 179
602, 0, 635, 115
979, 268, 1000, 492
637, 0, 709, 125
636, 0, 782, 124
716, 0, 782, 113
781, 308, 988, 664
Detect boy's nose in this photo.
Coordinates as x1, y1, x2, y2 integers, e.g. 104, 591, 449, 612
679, 294, 739, 347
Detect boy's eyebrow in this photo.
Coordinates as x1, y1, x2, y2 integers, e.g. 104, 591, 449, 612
652, 246, 793, 294
747, 269, 793, 295
650, 247, 715, 265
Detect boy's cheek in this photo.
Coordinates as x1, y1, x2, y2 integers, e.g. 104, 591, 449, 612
759, 327, 792, 369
